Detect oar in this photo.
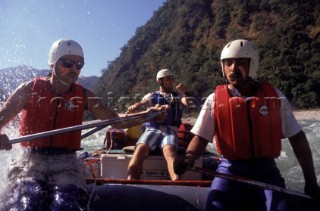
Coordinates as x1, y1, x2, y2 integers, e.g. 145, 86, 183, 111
191, 166, 312, 199
82, 109, 168, 139
81, 125, 108, 140
8, 111, 161, 144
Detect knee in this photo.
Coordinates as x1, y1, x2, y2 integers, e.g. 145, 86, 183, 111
135, 144, 150, 156
162, 144, 177, 158
129, 144, 150, 165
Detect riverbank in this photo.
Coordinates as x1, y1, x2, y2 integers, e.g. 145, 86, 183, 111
182, 109, 320, 125
292, 109, 320, 120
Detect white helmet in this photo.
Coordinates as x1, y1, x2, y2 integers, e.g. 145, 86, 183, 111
156, 69, 174, 82
220, 39, 259, 78
48, 39, 84, 65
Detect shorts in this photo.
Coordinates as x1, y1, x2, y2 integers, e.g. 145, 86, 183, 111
136, 125, 178, 151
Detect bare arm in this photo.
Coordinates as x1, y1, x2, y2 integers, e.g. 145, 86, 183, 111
126, 99, 150, 114
176, 83, 195, 107
185, 135, 209, 160
174, 135, 209, 175
181, 95, 194, 107
86, 89, 119, 120
86, 90, 166, 129
289, 131, 317, 185
289, 130, 320, 199
0, 81, 33, 128
0, 81, 33, 150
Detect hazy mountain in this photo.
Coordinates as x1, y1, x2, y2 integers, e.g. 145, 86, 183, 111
0, 65, 98, 100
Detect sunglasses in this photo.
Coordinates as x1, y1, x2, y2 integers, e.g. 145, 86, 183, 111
60, 59, 85, 69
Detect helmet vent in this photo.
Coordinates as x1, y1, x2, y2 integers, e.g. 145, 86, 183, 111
240, 41, 244, 47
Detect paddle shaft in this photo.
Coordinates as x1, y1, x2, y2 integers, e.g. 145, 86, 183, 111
81, 125, 107, 139
191, 166, 312, 199
8, 111, 158, 144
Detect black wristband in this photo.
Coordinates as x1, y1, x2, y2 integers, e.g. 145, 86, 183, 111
184, 91, 191, 96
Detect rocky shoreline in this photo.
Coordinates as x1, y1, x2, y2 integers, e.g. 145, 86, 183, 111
292, 109, 320, 120
182, 109, 320, 125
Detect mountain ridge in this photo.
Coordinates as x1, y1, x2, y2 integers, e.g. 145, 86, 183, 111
0, 65, 98, 100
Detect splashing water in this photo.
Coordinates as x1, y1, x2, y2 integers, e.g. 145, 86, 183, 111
277, 119, 320, 191
0, 119, 319, 203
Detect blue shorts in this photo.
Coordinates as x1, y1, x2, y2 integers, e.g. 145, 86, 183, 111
206, 158, 291, 211
136, 125, 178, 151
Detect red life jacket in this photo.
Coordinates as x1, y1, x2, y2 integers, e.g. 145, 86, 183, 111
177, 122, 194, 149
214, 82, 282, 160
19, 78, 85, 150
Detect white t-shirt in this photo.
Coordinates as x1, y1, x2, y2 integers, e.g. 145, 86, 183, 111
191, 89, 302, 142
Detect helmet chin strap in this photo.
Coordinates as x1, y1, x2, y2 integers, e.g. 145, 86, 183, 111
161, 85, 169, 93
159, 78, 170, 93
52, 64, 69, 86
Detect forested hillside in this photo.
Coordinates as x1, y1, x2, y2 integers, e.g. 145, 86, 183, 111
95, 0, 320, 111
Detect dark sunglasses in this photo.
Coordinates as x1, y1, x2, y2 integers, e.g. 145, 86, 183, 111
60, 59, 84, 69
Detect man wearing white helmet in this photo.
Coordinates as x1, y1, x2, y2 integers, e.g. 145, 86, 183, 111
126, 68, 193, 181
0, 39, 155, 210
175, 39, 320, 210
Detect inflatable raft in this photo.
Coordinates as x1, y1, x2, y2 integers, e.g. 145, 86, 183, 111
86, 181, 208, 211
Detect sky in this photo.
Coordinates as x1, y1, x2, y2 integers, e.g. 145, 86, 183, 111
0, 0, 166, 77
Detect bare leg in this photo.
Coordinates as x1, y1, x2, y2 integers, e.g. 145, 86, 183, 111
127, 144, 150, 180
163, 144, 181, 181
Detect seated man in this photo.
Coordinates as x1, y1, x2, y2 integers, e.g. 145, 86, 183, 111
126, 69, 193, 181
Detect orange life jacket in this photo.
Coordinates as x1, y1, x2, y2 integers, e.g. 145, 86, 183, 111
19, 78, 85, 150
214, 82, 282, 160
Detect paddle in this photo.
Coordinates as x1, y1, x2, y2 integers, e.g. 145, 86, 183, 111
80, 106, 152, 139
81, 125, 107, 140
191, 166, 312, 199
8, 111, 161, 144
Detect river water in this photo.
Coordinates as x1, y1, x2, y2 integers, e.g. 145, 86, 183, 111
0, 118, 319, 194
